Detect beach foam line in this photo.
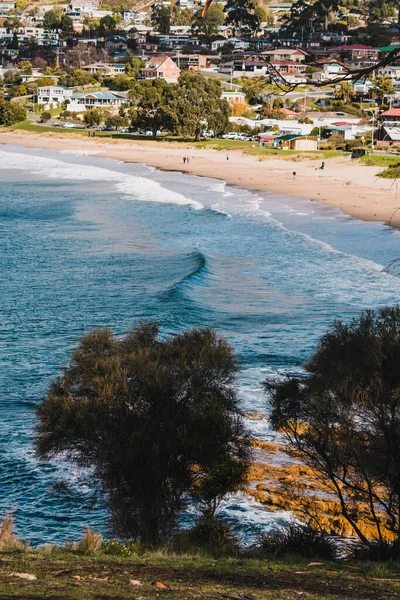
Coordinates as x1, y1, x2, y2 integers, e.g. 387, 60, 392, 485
0, 149, 203, 210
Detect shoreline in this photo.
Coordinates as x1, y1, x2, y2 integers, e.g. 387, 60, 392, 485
1, 131, 399, 227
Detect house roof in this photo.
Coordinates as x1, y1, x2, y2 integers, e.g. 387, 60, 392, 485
339, 44, 377, 50
378, 45, 400, 52
279, 107, 298, 116
72, 91, 125, 99
380, 126, 400, 140
381, 108, 400, 116
276, 134, 303, 140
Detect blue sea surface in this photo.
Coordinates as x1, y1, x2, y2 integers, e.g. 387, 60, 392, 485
1, 145, 400, 544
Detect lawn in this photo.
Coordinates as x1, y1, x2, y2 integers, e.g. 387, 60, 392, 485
1, 550, 400, 600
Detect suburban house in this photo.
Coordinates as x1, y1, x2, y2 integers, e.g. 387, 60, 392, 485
67, 90, 126, 111
82, 63, 126, 75
375, 125, 400, 142
380, 108, 400, 122
261, 48, 307, 62
172, 54, 216, 70
312, 61, 346, 81
337, 44, 379, 61
221, 90, 247, 106
141, 56, 180, 82
37, 85, 74, 108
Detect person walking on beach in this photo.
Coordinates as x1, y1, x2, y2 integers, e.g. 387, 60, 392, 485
183, 157, 186, 164
293, 171, 297, 180
187, 157, 190, 164
226, 154, 229, 161
320, 161, 325, 170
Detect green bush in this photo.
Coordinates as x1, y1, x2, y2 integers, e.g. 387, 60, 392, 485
40, 111, 52, 123
260, 524, 338, 560
352, 539, 400, 561
171, 517, 239, 557
0, 100, 27, 126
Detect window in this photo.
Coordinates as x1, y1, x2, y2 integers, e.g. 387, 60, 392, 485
172, 72, 176, 76
159, 72, 163, 77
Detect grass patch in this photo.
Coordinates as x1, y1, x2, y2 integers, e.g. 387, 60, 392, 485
0, 548, 400, 599
360, 154, 400, 168
246, 147, 348, 160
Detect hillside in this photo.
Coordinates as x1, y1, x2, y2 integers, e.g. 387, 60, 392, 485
1, 550, 400, 599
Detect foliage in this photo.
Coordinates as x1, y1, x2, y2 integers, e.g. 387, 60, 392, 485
35, 324, 251, 544
260, 524, 338, 559
105, 114, 128, 129
99, 14, 118, 34
83, 108, 103, 126
224, 0, 260, 35
133, 78, 174, 138
267, 307, 400, 544
372, 75, 393, 101
151, 5, 171, 34
334, 81, 354, 103
17, 59, 32, 74
0, 100, 26, 125
104, 74, 134, 91
191, 5, 225, 40
40, 111, 52, 123
284, 0, 339, 33
125, 57, 145, 79
351, 539, 400, 561
173, 71, 230, 141
103, 540, 136, 556
43, 8, 63, 31
172, 516, 239, 556
58, 69, 97, 87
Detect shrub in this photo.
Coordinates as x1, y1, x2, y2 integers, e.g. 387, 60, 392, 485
0, 100, 26, 126
103, 540, 136, 556
171, 516, 239, 557
40, 111, 51, 123
352, 539, 400, 561
259, 524, 338, 559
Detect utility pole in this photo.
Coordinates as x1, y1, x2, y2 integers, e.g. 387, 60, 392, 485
371, 112, 375, 151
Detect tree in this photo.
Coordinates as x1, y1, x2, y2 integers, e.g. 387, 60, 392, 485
254, 4, 267, 22
133, 78, 173, 138
173, 71, 230, 141
151, 5, 171, 34
266, 307, 400, 544
191, 5, 225, 40
58, 68, 97, 87
17, 59, 32, 74
334, 81, 354, 103
224, 0, 260, 36
0, 100, 26, 125
3, 16, 22, 31
43, 8, 63, 31
125, 57, 145, 79
60, 14, 74, 37
40, 111, 52, 122
83, 108, 103, 127
105, 114, 128, 129
35, 324, 251, 543
99, 14, 117, 35
373, 75, 394, 104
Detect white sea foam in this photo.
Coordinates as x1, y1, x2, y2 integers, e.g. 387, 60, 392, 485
0, 150, 203, 210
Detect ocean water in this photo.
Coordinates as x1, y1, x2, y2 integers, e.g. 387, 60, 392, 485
1, 145, 400, 545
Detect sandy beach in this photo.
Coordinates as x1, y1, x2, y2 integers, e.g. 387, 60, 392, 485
1, 130, 400, 226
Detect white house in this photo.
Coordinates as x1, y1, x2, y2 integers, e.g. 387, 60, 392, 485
82, 63, 126, 75
67, 90, 127, 112
37, 86, 74, 108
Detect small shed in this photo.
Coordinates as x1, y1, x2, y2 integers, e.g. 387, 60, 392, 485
274, 134, 318, 151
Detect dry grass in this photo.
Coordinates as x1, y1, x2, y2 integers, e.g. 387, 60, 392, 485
78, 527, 103, 554
0, 514, 29, 552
